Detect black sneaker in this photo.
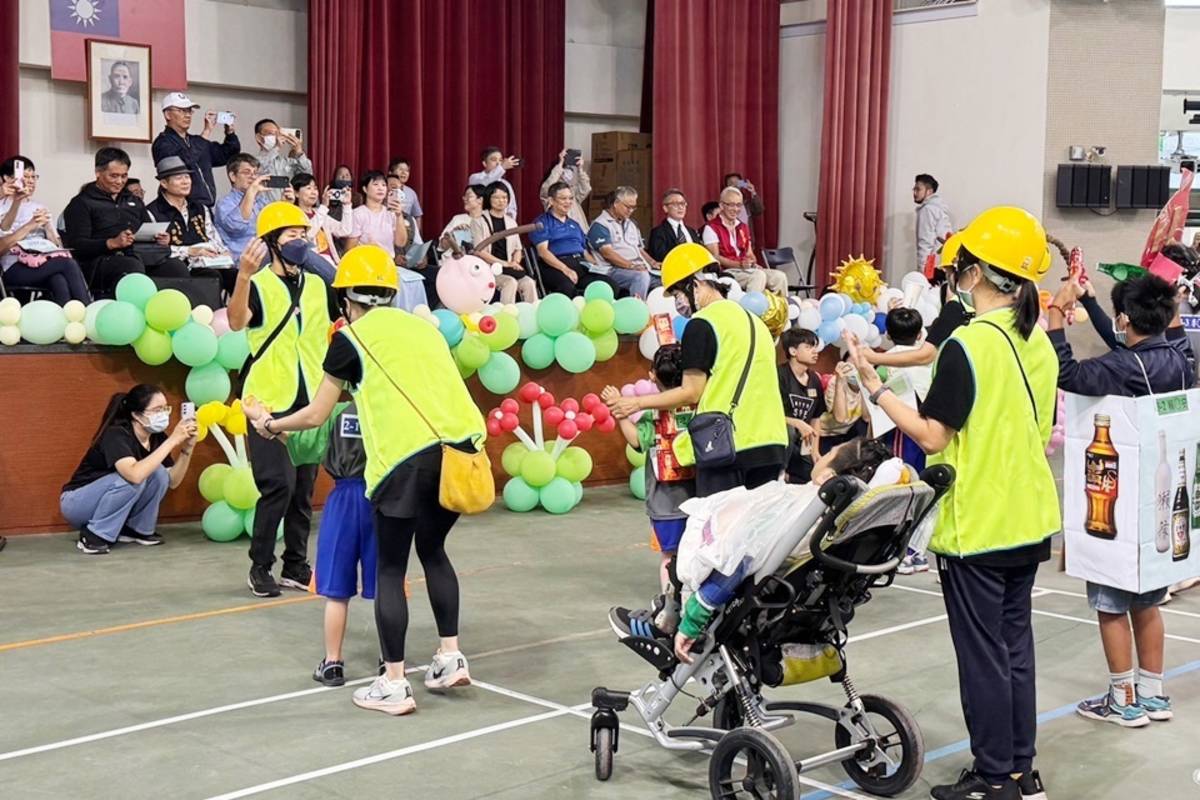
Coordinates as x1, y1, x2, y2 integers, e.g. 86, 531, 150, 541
931, 770, 1020, 800
279, 563, 312, 591
1016, 770, 1047, 800
117, 527, 164, 546
76, 526, 110, 555
312, 659, 345, 687
608, 606, 670, 642
248, 565, 281, 597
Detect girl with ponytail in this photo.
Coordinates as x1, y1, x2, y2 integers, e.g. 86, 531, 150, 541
61, 384, 198, 554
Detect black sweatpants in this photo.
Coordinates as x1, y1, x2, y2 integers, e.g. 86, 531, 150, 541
538, 253, 615, 297
4, 257, 92, 304
247, 429, 316, 572
374, 503, 461, 663
939, 557, 1039, 782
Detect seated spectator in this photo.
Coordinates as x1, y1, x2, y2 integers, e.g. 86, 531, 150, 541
778, 327, 825, 483
63, 147, 189, 297
328, 164, 356, 222
292, 172, 354, 274
723, 172, 764, 224
703, 187, 787, 296
151, 93, 239, 207
539, 149, 591, 229
146, 156, 235, 293
647, 188, 701, 265
0, 155, 91, 304
61, 384, 198, 555
214, 153, 271, 265
346, 170, 409, 259
478, 182, 536, 303
254, 118, 312, 202
587, 186, 657, 299
125, 178, 145, 201
468, 146, 518, 220
385, 173, 421, 262
387, 156, 424, 233
530, 182, 614, 297
100, 61, 139, 114
701, 201, 720, 224
438, 184, 490, 251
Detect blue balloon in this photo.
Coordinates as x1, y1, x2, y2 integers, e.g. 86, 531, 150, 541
672, 315, 689, 339
874, 311, 889, 333
432, 309, 464, 347
819, 294, 843, 321
837, 293, 854, 314
859, 304, 876, 320
817, 318, 846, 345
739, 291, 769, 317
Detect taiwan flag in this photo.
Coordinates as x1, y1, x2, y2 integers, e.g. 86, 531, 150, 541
50, 0, 187, 89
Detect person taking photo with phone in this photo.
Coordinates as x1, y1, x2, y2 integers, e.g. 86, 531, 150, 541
151, 93, 240, 207
214, 153, 271, 265
539, 149, 591, 230
468, 146, 519, 220
254, 119, 313, 202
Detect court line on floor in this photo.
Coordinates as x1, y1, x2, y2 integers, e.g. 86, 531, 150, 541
1036, 585, 1200, 619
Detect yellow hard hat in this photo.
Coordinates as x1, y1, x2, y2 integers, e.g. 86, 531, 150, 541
939, 233, 962, 269
256, 201, 309, 238
955, 206, 1050, 283
333, 245, 399, 291
661, 242, 718, 290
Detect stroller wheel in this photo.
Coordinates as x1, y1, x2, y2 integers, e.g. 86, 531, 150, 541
708, 727, 798, 800
834, 694, 924, 797
594, 727, 614, 782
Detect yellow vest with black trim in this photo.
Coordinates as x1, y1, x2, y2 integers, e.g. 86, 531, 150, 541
342, 307, 487, 498
926, 307, 1061, 557
672, 299, 788, 467
243, 269, 330, 411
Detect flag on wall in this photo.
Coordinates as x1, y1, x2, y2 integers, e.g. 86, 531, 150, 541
49, 0, 187, 89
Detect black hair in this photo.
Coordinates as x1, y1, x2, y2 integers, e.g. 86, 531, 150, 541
359, 169, 387, 194
0, 155, 34, 178
826, 438, 893, 483
780, 326, 819, 355
1112, 274, 1176, 337
482, 181, 508, 207
651, 343, 685, 389
126, 178, 141, 186
955, 245, 1040, 339
480, 145, 502, 162
333, 164, 353, 180
253, 118, 276, 135
464, 183, 487, 201
95, 147, 131, 169
290, 172, 316, 193
723, 172, 742, 186
225, 152, 259, 178
885, 307, 923, 345
109, 60, 132, 75
546, 180, 571, 199
701, 201, 720, 219
915, 173, 938, 193
387, 156, 411, 174
91, 384, 163, 444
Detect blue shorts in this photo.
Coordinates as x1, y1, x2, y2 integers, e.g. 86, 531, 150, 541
1086, 581, 1167, 614
316, 478, 377, 600
652, 518, 686, 553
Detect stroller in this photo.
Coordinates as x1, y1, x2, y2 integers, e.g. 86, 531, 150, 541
590, 465, 955, 799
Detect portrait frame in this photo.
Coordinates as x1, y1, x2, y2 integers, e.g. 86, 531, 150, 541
86, 40, 153, 143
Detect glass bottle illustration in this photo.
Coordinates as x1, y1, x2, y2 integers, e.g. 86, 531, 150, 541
1084, 414, 1119, 539
1191, 441, 1200, 531
1174, 449, 1192, 562
1155, 432, 1171, 553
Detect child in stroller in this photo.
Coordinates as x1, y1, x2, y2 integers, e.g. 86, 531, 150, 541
592, 440, 954, 799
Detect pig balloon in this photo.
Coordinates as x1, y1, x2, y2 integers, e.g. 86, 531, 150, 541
436, 253, 502, 315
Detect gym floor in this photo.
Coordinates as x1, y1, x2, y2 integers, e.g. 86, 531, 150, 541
2, 485, 1199, 799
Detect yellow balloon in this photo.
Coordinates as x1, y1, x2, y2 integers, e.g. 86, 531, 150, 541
64, 321, 87, 344
197, 401, 227, 428
197, 422, 210, 442
830, 256, 885, 304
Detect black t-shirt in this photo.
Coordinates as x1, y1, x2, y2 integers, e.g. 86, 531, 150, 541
777, 363, 826, 422
323, 331, 363, 387
925, 300, 969, 348
919, 340, 974, 431
680, 318, 718, 375
246, 270, 341, 330
64, 425, 173, 492
488, 214, 507, 260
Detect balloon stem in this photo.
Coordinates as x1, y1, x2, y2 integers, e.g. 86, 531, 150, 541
210, 426, 238, 465
532, 401, 543, 449
550, 436, 570, 460
514, 428, 537, 450
234, 434, 248, 467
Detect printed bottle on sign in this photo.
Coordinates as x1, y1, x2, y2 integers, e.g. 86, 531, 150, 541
1174, 450, 1192, 562
1155, 432, 1171, 553
1191, 441, 1200, 531
1084, 414, 1119, 539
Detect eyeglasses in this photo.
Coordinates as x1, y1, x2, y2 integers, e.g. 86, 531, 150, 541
721, 201, 744, 208
144, 405, 172, 415
665, 200, 687, 207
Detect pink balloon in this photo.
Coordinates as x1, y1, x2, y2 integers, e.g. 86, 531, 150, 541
634, 379, 656, 396
211, 308, 231, 337
620, 383, 636, 397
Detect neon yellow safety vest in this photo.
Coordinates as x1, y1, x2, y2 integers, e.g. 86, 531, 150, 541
242, 269, 330, 412
926, 307, 1061, 557
672, 299, 788, 467
341, 307, 487, 498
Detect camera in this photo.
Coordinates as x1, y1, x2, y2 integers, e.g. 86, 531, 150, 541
1184, 98, 1200, 125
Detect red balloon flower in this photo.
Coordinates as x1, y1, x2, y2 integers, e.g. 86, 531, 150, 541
558, 419, 578, 440
544, 405, 565, 427
500, 398, 520, 415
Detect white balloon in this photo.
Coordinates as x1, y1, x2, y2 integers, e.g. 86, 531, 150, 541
917, 298, 940, 327
502, 303, 519, 316
876, 287, 904, 312
413, 304, 431, 316
572, 296, 587, 311
801, 298, 819, 310
900, 271, 930, 291
64, 321, 87, 344
865, 326, 882, 347
638, 326, 660, 360
719, 276, 744, 303
0, 325, 19, 345
0, 297, 20, 326
646, 287, 674, 316
787, 298, 802, 321
844, 314, 871, 341
63, 300, 87, 323
797, 308, 822, 332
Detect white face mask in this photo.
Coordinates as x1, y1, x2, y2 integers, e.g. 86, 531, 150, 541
142, 410, 170, 434
261, 134, 277, 151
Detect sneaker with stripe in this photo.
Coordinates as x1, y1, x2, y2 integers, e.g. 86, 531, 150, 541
609, 606, 670, 642
1076, 692, 1150, 728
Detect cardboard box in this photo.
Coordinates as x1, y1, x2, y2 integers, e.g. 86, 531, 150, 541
616, 149, 653, 186
592, 131, 652, 162
590, 161, 618, 193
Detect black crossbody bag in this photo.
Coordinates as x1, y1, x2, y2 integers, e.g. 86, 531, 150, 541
687, 309, 757, 468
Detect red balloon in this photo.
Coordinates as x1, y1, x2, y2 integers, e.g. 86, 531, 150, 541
561, 398, 580, 414
478, 315, 497, 334
581, 393, 601, 412
597, 415, 617, 433
500, 398, 520, 415
486, 418, 502, 437
519, 382, 542, 403
558, 419, 578, 440
544, 406, 565, 427
575, 413, 594, 432
591, 404, 612, 423
500, 413, 520, 432
537, 392, 556, 409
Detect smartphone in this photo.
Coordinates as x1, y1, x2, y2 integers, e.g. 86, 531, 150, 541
281, 127, 301, 139
265, 175, 291, 189
738, 179, 750, 190
564, 149, 581, 168
389, 188, 402, 203
330, 178, 352, 190
181, 402, 196, 421
12, 159, 23, 190
216, 111, 236, 125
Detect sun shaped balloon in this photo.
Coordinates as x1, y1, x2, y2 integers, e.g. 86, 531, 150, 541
761, 292, 789, 338
830, 255, 885, 305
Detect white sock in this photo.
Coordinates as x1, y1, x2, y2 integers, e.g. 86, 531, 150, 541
1138, 668, 1164, 698
1109, 669, 1135, 706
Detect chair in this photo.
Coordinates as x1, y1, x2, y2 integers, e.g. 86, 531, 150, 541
0, 270, 45, 303
522, 245, 548, 297
761, 246, 816, 298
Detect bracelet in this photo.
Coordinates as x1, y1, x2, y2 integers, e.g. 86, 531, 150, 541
1047, 304, 1067, 315
264, 417, 276, 438
180, 448, 193, 456
869, 385, 894, 405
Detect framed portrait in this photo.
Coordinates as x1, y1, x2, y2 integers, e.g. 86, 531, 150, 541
86, 40, 152, 143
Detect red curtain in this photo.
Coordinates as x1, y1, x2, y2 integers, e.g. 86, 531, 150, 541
0, 0, 18, 158
651, 0, 780, 248
815, 0, 892, 287
308, 0, 565, 227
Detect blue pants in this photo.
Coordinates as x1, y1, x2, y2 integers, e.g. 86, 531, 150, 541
60, 468, 170, 543
596, 267, 653, 300
315, 478, 377, 599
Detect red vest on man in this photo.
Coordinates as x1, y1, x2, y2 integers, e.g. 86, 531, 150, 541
706, 219, 752, 265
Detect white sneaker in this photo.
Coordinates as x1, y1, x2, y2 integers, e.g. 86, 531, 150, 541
352, 675, 416, 716
425, 650, 471, 690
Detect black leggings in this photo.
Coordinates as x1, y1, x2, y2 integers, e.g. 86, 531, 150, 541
374, 505, 461, 663
3, 257, 92, 304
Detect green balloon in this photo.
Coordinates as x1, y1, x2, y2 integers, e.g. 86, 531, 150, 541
501, 442, 529, 477
590, 328, 619, 362
17, 300, 67, 345
115, 273, 157, 310
83, 300, 113, 342
482, 313, 520, 352
145, 289, 192, 332
502, 476, 540, 512
536, 293, 578, 337
216, 330, 250, 370
584, 281, 615, 302
478, 351, 521, 395
515, 302, 539, 339
457, 333, 491, 371
580, 299, 616, 335
133, 327, 173, 366
172, 321, 220, 367
96, 300, 146, 346
629, 466, 647, 500
540, 477, 577, 514
554, 331, 596, 374
556, 447, 593, 483
186, 362, 231, 405
520, 450, 556, 488
626, 443, 646, 468
198, 463, 232, 503
202, 501, 246, 542
242, 507, 284, 539
223, 466, 260, 510
613, 296, 651, 335
572, 480, 584, 507
521, 333, 556, 370
453, 346, 477, 379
